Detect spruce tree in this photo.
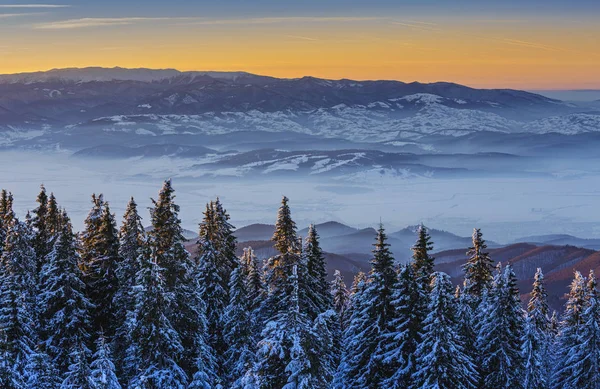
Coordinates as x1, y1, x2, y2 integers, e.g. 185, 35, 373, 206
127, 245, 188, 389
31, 185, 50, 272
380, 264, 422, 389
304, 224, 333, 319
337, 225, 397, 388
23, 344, 61, 389
112, 197, 145, 375
413, 272, 478, 389
223, 262, 255, 388
463, 228, 494, 299
557, 270, 600, 389
411, 224, 435, 290
553, 271, 587, 388
477, 264, 525, 389
60, 342, 94, 389
39, 212, 92, 373
80, 195, 120, 336
521, 268, 551, 389
0, 219, 37, 381
330, 270, 350, 329
90, 334, 121, 389
148, 180, 207, 375
196, 202, 228, 370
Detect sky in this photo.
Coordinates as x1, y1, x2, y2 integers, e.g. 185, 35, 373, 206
0, 0, 599, 89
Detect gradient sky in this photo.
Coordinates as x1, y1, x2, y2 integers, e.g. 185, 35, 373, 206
0, 0, 599, 89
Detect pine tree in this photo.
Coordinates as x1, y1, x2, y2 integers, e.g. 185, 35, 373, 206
127, 245, 188, 389
38, 211, 92, 374
23, 344, 61, 389
337, 225, 397, 388
304, 224, 333, 319
90, 334, 121, 389
223, 262, 256, 388
242, 247, 264, 313
196, 202, 229, 370
463, 228, 494, 299
553, 271, 587, 388
31, 185, 50, 272
330, 270, 350, 329
148, 180, 207, 375
0, 219, 37, 380
413, 272, 478, 389
521, 268, 551, 389
0, 189, 15, 256
556, 270, 600, 389
60, 342, 94, 389
80, 195, 120, 336
380, 264, 422, 389
112, 197, 145, 377
411, 224, 435, 290
477, 264, 525, 389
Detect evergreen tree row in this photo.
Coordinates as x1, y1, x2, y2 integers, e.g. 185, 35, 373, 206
0, 184, 598, 388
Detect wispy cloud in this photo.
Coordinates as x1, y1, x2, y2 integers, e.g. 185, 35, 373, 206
390, 20, 442, 32
33, 16, 382, 30
0, 4, 69, 8
284, 35, 319, 41
0, 12, 38, 18
502, 39, 564, 52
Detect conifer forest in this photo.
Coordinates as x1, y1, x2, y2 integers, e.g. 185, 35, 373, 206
0, 180, 596, 389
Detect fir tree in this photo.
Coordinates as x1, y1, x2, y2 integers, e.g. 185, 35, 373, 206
553, 271, 587, 388
411, 224, 435, 290
60, 342, 94, 389
223, 262, 256, 388
304, 224, 333, 319
337, 225, 397, 388
31, 185, 50, 272
112, 197, 145, 376
0, 219, 37, 379
413, 272, 478, 389
39, 212, 92, 373
521, 268, 551, 389
148, 180, 207, 375
80, 195, 120, 336
380, 264, 422, 389
477, 264, 525, 389
90, 334, 121, 389
127, 245, 188, 389
330, 270, 350, 329
23, 344, 61, 389
463, 228, 494, 299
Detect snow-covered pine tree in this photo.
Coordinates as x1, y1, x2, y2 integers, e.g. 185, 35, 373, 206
23, 344, 61, 389
31, 185, 50, 273
213, 198, 238, 286
304, 224, 333, 319
553, 271, 587, 388
60, 341, 94, 389
39, 211, 93, 374
338, 225, 397, 388
196, 202, 229, 371
0, 189, 15, 256
223, 260, 256, 388
241, 246, 265, 339
112, 197, 145, 377
255, 198, 318, 388
411, 224, 435, 291
0, 219, 37, 383
521, 268, 551, 389
477, 264, 525, 389
556, 270, 600, 389
463, 228, 494, 299
380, 264, 422, 389
148, 179, 206, 375
413, 272, 478, 389
80, 195, 120, 336
127, 245, 188, 389
330, 270, 350, 329
454, 283, 477, 368
90, 334, 121, 389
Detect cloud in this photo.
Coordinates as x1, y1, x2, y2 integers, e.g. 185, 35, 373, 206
502, 39, 563, 52
284, 35, 319, 41
0, 12, 37, 18
33, 16, 382, 30
0, 4, 69, 8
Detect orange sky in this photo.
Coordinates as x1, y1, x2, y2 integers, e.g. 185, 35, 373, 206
1, 12, 599, 89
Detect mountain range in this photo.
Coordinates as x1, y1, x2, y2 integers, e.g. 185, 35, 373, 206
1, 67, 598, 180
